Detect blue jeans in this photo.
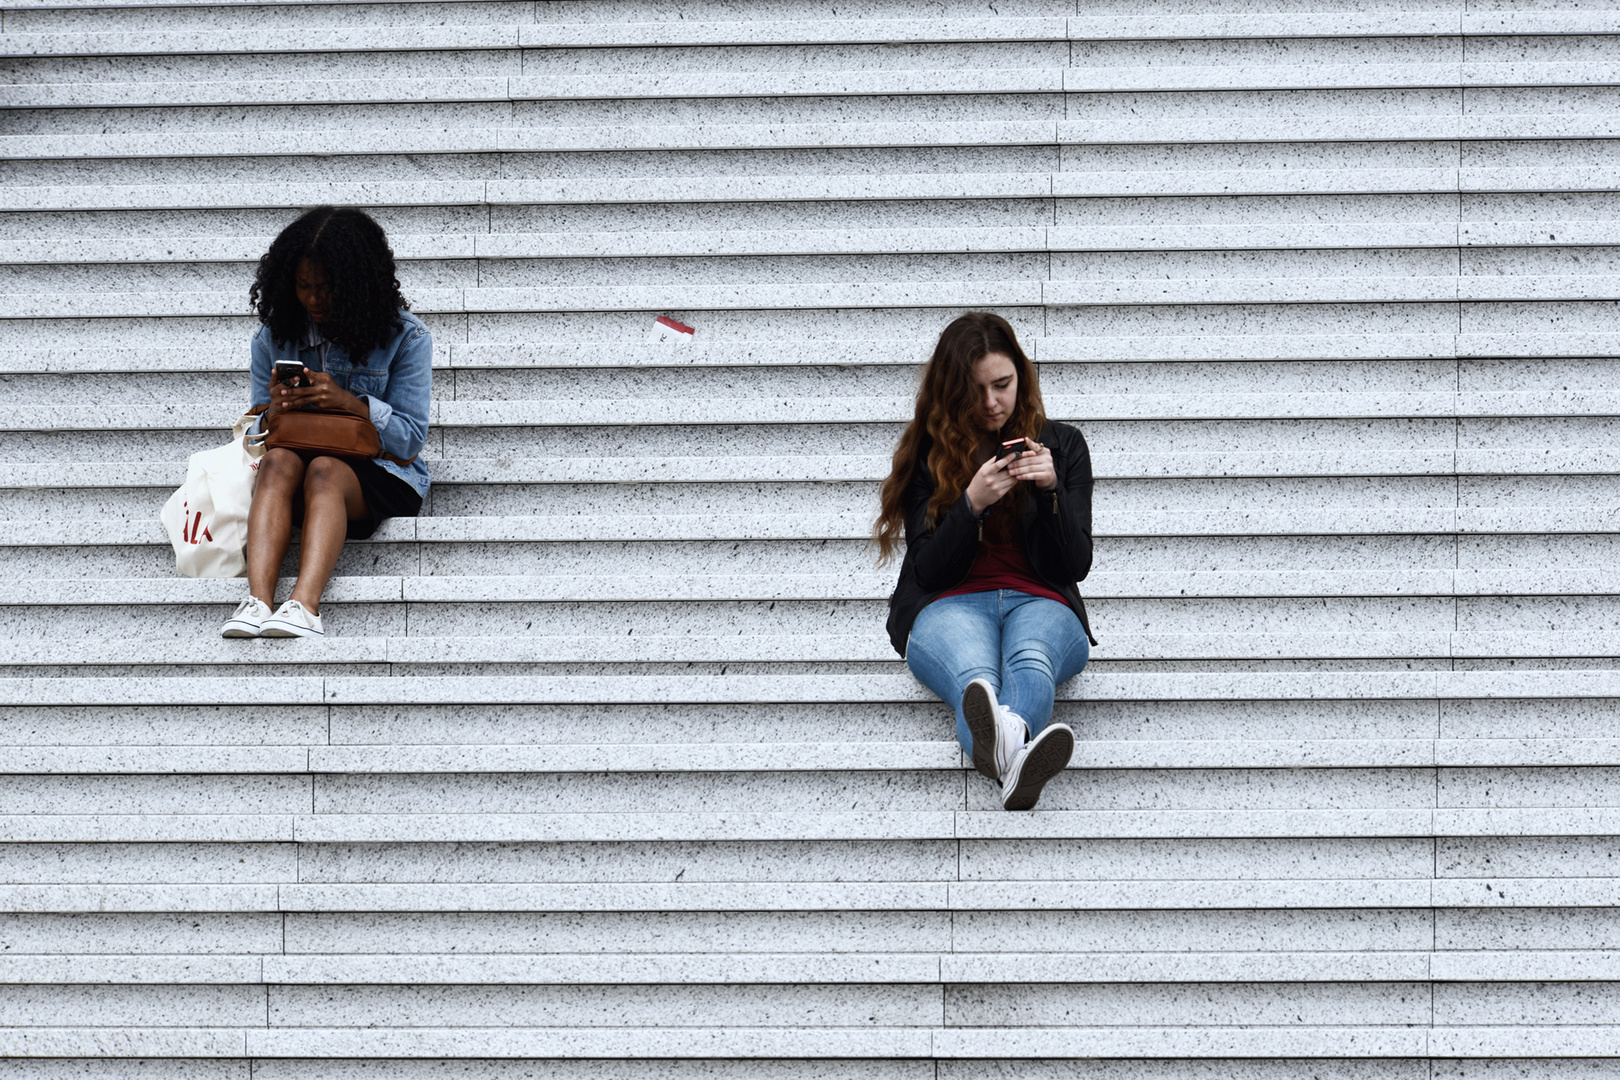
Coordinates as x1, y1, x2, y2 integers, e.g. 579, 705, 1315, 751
905, 590, 1091, 756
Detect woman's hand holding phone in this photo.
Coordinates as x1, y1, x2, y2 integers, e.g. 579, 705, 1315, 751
276, 369, 367, 419
268, 362, 305, 417
965, 453, 1019, 514
1005, 437, 1057, 491
967, 438, 1058, 512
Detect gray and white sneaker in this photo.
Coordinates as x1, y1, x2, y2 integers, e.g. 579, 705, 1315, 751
1000, 722, 1075, 811
260, 599, 324, 639
221, 596, 272, 639
962, 679, 1028, 782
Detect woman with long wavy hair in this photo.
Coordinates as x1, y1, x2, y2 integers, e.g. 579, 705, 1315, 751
877, 312, 1096, 810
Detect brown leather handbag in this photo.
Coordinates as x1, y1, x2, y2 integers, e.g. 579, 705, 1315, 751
265, 406, 380, 458
248, 405, 416, 465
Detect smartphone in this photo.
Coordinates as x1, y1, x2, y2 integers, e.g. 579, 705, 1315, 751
996, 438, 1029, 459
274, 359, 309, 388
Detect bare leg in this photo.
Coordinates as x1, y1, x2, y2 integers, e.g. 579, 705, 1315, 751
245, 449, 307, 608
288, 456, 367, 615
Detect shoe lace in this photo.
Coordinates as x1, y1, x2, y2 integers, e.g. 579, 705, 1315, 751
279, 600, 312, 622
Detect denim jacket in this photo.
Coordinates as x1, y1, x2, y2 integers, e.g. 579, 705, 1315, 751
249, 309, 432, 497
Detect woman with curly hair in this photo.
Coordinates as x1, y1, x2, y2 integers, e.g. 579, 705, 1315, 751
877, 312, 1096, 810
220, 206, 431, 639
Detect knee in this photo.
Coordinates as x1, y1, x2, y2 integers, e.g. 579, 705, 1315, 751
303, 456, 348, 492
1005, 642, 1059, 680
256, 448, 304, 490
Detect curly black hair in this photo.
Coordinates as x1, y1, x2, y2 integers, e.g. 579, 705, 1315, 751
249, 206, 408, 364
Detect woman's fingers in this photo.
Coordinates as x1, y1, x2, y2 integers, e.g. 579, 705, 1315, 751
1012, 456, 1051, 475
1007, 444, 1056, 485
280, 386, 327, 410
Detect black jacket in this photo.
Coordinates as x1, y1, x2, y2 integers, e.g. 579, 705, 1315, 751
885, 420, 1096, 656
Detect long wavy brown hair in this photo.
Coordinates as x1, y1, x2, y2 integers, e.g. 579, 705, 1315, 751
874, 312, 1046, 563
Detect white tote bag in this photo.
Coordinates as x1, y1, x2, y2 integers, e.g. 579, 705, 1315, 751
161, 411, 266, 578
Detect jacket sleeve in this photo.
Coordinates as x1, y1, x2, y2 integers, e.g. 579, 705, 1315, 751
246, 328, 274, 435
249, 328, 272, 410
903, 450, 982, 592
1034, 425, 1094, 583
374, 321, 432, 462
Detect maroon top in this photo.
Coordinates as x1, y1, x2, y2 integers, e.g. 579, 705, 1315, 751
937, 495, 1068, 606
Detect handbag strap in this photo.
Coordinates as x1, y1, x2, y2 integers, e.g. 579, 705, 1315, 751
248, 404, 419, 466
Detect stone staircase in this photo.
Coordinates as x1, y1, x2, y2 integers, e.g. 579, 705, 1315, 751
3, 0, 1620, 1071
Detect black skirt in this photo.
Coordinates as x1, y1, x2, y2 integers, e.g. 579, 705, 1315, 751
289, 452, 423, 540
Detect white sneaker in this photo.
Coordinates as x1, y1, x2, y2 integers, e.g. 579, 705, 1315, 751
1000, 722, 1075, 812
221, 596, 272, 639
996, 706, 1030, 777
962, 680, 1028, 782
260, 599, 324, 638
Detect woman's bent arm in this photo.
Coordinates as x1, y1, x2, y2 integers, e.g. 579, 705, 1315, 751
1037, 427, 1094, 583
372, 321, 432, 462
902, 457, 982, 591
249, 329, 274, 410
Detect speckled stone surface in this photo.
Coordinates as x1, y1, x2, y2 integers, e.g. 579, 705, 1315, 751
946, 980, 1429, 1027
328, 700, 946, 745
253, 1064, 925, 1080
0, 911, 280, 954
309, 770, 962, 815
960, 837, 1434, 882
281, 909, 949, 954
0, 842, 294, 883
0, 1061, 250, 1079
939, 1065, 1423, 1080
294, 839, 959, 883
265, 982, 942, 1027
0, 775, 310, 816
1436, 907, 1620, 950
0, 983, 265, 1027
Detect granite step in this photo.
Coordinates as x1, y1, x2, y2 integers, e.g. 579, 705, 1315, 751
7, 274, 1619, 318
0, 450, 1581, 491
9, 162, 1620, 215
0, 879, 1600, 916
11, 64, 1619, 110
8, 631, 1620, 667
11, 806, 1620, 844
4, 389, 1616, 428
11, 217, 1620, 264
8, 333, 1620, 375
13, 112, 1619, 163
11, 566, 1614, 605
8, 10, 1614, 48
6, 11, 1616, 54
7, 738, 1620, 774
3, 949, 1615, 986
5, 669, 1615, 706
0, 507, 1493, 546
